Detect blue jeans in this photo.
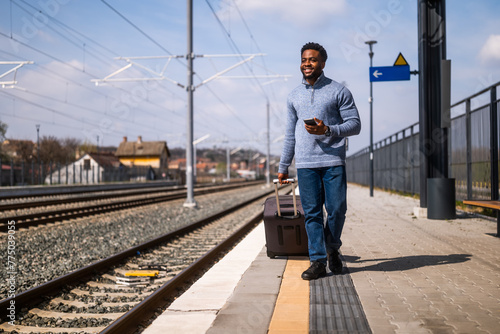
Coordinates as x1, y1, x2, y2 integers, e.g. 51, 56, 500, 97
297, 166, 347, 264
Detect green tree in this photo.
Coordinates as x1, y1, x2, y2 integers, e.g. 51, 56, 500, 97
0, 121, 8, 162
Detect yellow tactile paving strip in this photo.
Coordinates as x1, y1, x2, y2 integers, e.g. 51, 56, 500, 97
268, 256, 310, 334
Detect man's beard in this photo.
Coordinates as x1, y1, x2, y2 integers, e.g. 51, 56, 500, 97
302, 70, 320, 81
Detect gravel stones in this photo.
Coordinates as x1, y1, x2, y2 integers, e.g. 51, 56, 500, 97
0, 184, 269, 298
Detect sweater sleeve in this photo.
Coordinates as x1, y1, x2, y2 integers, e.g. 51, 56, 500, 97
331, 86, 361, 137
278, 97, 297, 174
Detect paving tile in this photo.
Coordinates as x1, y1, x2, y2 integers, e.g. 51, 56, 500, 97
370, 324, 399, 334
342, 184, 500, 334
448, 322, 486, 333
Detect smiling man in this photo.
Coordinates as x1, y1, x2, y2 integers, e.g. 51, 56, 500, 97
278, 42, 361, 280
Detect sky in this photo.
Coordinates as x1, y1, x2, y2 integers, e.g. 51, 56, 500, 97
0, 0, 499, 157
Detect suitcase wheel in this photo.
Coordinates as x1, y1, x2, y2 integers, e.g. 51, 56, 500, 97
267, 249, 276, 259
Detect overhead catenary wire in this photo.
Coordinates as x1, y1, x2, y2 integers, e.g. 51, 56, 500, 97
204, 0, 286, 139
231, 0, 283, 121
12, 0, 116, 69
98, 0, 257, 139
1, 2, 190, 126
1, 1, 279, 149
100, 0, 177, 58
0, 34, 185, 126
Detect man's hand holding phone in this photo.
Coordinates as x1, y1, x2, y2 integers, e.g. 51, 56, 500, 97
304, 117, 328, 135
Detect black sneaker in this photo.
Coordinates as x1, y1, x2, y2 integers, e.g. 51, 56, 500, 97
301, 261, 326, 280
328, 250, 343, 275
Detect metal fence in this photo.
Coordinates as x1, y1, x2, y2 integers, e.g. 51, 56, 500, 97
0, 161, 158, 186
347, 81, 500, 201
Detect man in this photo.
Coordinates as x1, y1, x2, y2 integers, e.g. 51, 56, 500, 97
278, 42, 361, 280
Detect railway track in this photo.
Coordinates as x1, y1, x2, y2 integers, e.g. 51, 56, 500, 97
0, 185, 184, 211
0, 181, 263, 232
0, 184, 286, 333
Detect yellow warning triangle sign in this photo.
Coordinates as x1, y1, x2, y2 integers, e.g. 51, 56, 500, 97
394, 53, 409, 66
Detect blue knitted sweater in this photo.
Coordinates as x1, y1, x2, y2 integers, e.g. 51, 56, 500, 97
278, 72, 361, 174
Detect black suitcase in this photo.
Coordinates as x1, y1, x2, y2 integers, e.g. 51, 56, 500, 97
264, 179, 309, 258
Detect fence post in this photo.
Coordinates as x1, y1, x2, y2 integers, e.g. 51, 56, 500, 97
31, 161, 34, 185
0, 161, 2, 186
10, 159, 14, 186
490, 87, 499, 200
49, 161, 53, 185
21, 160, 25, 185
57, 162, 61, 184
40, 161, 44, 185
466, 99, 472, 199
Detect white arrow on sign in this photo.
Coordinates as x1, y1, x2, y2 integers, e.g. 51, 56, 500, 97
373, 70, 382, 78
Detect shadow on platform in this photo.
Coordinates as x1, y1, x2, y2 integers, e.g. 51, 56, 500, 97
343, 253, 471, 273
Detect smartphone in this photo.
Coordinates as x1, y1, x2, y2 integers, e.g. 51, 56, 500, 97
303, 118, 317, 126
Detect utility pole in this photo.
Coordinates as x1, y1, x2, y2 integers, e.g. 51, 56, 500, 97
184, 0, 196, 207
92, 1, 289, 204
365, 40, 377, 197
36, 124, 40, 184
266, 100, 271, 186
226, 146, 230, 181
96, 135, 100, 183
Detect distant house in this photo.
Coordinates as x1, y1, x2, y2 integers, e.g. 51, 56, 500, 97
115, 136, 170, 179
44, 152, 122, 184
1, 139, 35, 162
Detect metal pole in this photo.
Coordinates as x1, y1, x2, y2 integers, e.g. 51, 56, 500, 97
490, 86, 498, 201
418, 0, 447, 208
96, 135, 100, 183
266, 100, 271, 186
36, 124, 40, 184
226, 146, 230, 181
184, 0, 196, 207
365, 41, 376, 197
465, 99, 472, 200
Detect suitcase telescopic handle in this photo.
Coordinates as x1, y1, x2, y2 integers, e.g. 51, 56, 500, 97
272, 178, 297, 217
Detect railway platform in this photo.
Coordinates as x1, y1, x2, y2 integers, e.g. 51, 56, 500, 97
143, 183, 500, 334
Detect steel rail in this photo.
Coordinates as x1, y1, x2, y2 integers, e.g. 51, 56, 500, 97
0, 181, 264, 232
101, 209, 264, 334
0, 180, 262, 210
0, 185, 275, 318
0, 180, 179, 201
0, 186, 181, 211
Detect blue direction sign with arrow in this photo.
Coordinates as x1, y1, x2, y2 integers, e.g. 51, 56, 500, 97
370, 64, 410, 82
369, 53, 411, 82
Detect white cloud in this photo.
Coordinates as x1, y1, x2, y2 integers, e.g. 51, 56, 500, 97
234, 0, 347, 27
479, 34, 500, 64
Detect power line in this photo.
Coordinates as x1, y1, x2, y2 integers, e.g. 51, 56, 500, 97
0, 35, 185, 123
96, 1, 259, 137
230, 0, 283, 121
100, 0, 176, 57
7, 87, 177, 133
1, 1, 273, 147
204, 0, 286, 127
12, 0, 115, 69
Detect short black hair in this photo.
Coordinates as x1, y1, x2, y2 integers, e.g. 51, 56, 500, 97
301, 42, 327, 62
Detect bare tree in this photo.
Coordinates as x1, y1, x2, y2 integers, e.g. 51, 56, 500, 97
39, 136, 65, 164
0, 121, 8, 162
